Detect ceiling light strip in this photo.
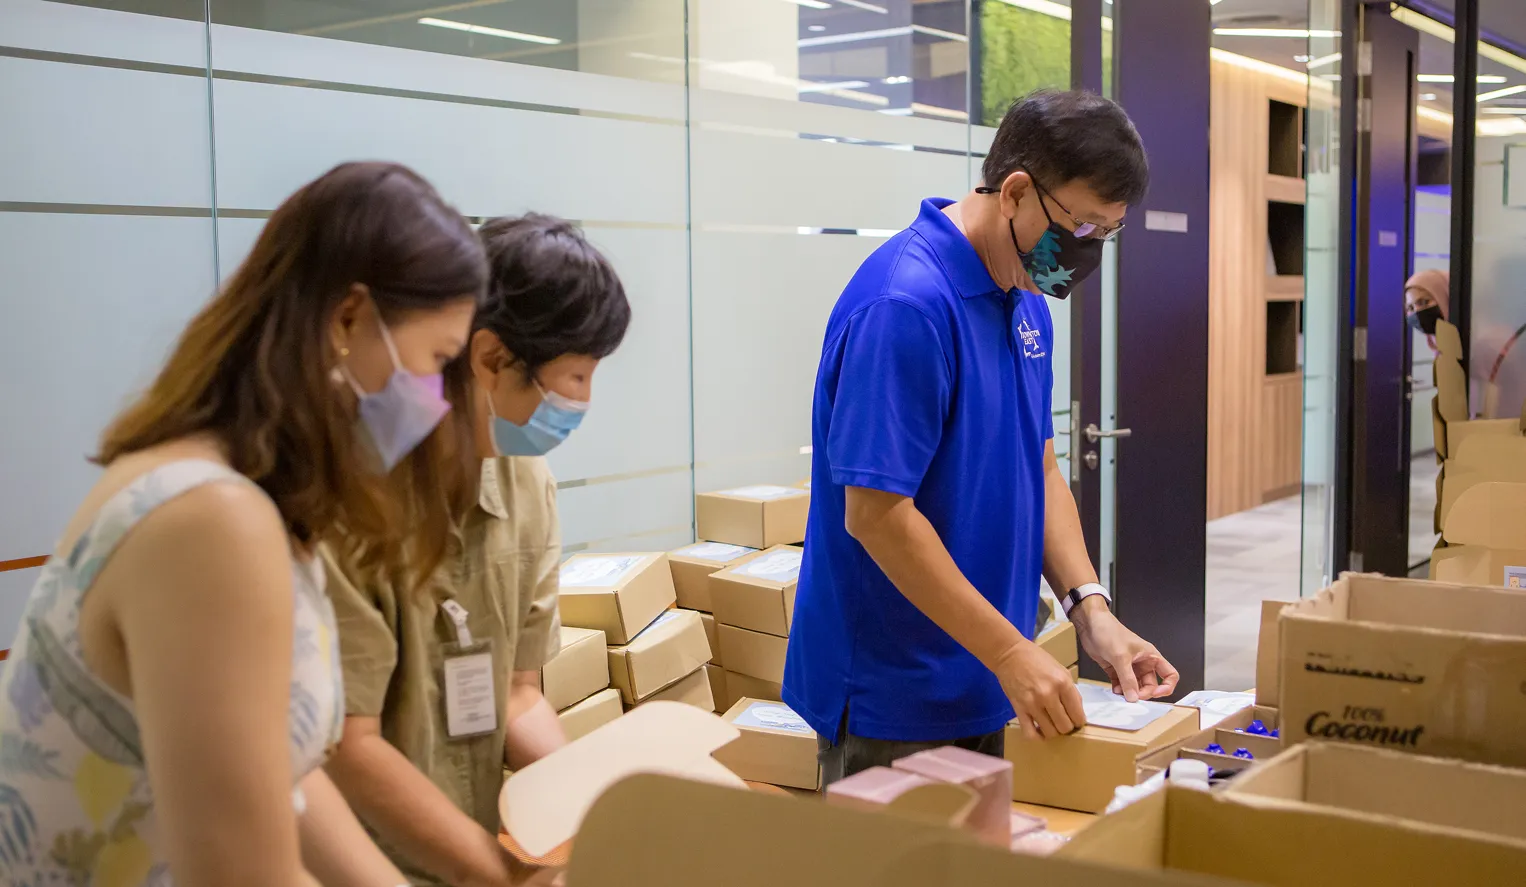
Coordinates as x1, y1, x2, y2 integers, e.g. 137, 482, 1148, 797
417, 17, 561, 45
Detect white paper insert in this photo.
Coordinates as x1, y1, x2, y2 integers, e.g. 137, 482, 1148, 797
675, 541, 756, 563
737, 549, 803, 583
560, 555, 644, 588
1075, 683, 1174, 732
720, 485, 806, 501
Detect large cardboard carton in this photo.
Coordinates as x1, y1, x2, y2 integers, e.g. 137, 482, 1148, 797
635, 666, 714, 712
1438, 435, 1526, 525
1433, 481, 1526, 586
500, 702, 745, 858
1004, 683, 1199, 813
1279, 573, 1526, 767
541, 626, 609, 712
705, 663, 726, 710
558, 553, 676, 645
568, 774, 1241, 887
557, 688, 622, 742
724, 669, 782, 706
607, 609, 713, 705
709, 545, 802, 637
717, 623, 788, 684
1254, 600, 1289, 708
1225, 742, 1526, 845
1038, 620, 1078, 669
1060, 786, 1526, 886
695, 485, 809, 549
713, 697, 819, 790
667, 541, 760, 611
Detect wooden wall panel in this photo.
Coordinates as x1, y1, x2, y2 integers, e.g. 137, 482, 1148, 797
1207, 59, 1267, 519
1261, 375, 1304, 500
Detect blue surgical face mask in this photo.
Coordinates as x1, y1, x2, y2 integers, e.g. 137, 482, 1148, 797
338, 320, 451, 472
490, 379, 589, 456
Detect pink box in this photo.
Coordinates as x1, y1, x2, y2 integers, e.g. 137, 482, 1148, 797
892, 746, 1014, 847
824, 766, 935, 814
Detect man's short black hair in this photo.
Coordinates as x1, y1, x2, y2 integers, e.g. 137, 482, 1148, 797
475, 213, 631, 376
981, 89, 1149, 206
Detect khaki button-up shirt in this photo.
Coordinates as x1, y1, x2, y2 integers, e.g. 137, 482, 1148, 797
323, 456, 561, 886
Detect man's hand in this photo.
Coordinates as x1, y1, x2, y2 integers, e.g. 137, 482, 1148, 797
991, 640, 1086, 740
1071, 598, 1179, 703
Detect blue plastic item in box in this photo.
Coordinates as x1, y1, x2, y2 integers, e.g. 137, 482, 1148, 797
1244, 719, 1271, 736
1205, 743, 1225, 755
1233, 747, 1255, 760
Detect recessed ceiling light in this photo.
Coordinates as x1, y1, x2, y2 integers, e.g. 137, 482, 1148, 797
1294, 54, 1311, 63
883, 74, 911, 85
1422, 93, 1438, 101
418, 17, 561, 45
1417, 74, 1508, 84
1479, 84, 1526, 103
1212, 28, 1341, 38
808, 24, 826, 31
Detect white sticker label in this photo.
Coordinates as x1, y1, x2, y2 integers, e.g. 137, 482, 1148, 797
1143, 210, 1189, 233
735, 703, 811, 734
443, 652, 497, 738
720, 485, 806, 501
560, 555, 643, 588
737, 549, 803, 583
640, 610, 683, 636
676, 542, 756, 563
1505, 566, 1526, 589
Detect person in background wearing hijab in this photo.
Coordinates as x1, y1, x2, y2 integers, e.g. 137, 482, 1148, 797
1406, 268, 1526, 419
323, 214, 631, 887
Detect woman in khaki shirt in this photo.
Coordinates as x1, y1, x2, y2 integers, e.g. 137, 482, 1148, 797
322, 214, 631, 887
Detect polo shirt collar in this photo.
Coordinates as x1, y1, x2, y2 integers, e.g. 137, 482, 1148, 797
910, 198, 1004, 300
477, 457, 511, 520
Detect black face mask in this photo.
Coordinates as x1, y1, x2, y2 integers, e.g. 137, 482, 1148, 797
1409, 305, 1442, 336
976, 183, 1104, 300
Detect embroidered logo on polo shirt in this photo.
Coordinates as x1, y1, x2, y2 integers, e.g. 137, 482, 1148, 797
1018, 319, 1046, 359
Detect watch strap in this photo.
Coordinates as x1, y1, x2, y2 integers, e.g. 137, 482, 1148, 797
1062, 583, 1111, 616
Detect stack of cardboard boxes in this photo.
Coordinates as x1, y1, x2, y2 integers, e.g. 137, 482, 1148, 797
557, 552, 716, 714
1428, 319, 1526, 586
541, 625, 620, 741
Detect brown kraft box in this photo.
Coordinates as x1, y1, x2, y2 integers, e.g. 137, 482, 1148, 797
695, 485, 809, 549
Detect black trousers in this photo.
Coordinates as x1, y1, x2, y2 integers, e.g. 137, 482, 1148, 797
816, 724, 1005, 789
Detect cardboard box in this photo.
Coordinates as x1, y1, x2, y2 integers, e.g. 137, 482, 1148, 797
568, 774, 1245, 887
636, 666, 715, 712
892, 746, 1013, 848
541, 626, 610, 712
1255, 599, 1289, 708
559, 552, 676, 645
709, 545, 802, 637
825, 766, 935, 813
1134, 706, 1280, 782
1037, 620, 1078, 668
699, 611, 720, 665
608, 609, 713, 705
717, 623, 787, 684
557, 688, 622, 742
723, 670, 782, 708
695, 485, 809, 549
713, 697, 819, 790
705, 663, 727, 711
1438, 435, 1526, 526
1225, 742, 1526, 845
1060, 786, 1526, 886
1433, 481, 1526, 586
667, 541, 760, 611
1004, 682, 1199, 813
1279, 573, 1526, 767
500, 702, 746, 859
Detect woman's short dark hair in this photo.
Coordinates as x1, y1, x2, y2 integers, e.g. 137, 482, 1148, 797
981, 89, 1150, 206
475, 214, 631, 376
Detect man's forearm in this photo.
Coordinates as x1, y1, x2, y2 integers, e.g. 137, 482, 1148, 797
1041, 456, 1100, 603
326, 731, 514, 887
847, 487, 1028, 669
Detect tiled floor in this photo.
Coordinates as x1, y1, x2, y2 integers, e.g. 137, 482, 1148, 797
1201, 456, 1442, 690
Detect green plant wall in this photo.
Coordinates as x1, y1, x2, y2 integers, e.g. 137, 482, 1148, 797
979, 3, 1071, 127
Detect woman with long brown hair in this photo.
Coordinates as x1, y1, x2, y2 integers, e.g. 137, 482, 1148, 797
0, 161, 486, 887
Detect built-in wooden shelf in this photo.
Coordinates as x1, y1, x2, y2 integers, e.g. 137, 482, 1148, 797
1266, 275, 1305, 300
1265, 174, 1307, 205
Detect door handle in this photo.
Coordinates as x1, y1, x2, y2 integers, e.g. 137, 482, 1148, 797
1084, 424, 1133, 443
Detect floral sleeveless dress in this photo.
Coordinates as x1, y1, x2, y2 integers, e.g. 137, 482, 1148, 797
0, 460, 345, 886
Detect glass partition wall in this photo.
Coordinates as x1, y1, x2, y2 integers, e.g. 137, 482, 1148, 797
0, 0, 1093, 639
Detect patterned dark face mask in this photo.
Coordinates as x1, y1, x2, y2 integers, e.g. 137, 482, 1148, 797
976, 170, 1112, 300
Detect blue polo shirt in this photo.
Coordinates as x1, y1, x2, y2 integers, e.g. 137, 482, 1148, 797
782, 198, 1054, 743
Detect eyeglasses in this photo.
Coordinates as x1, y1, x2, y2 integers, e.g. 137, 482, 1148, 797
1029, 175, 1126, 242
977, 171, 1127, 242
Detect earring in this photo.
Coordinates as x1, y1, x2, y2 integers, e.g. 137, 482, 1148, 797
340, 347, 350, 357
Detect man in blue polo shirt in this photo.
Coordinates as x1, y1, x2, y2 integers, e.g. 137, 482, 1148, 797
784, 89, 1179, 784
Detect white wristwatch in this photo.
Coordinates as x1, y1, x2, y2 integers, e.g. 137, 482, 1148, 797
1061, 583, 1112, 617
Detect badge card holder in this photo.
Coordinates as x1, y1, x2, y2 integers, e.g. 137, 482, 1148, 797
439, 599, 498, 740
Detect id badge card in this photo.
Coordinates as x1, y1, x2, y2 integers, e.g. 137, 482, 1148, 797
440, 601, 498, 740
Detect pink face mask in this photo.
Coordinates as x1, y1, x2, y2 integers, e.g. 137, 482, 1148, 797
338, 320, 451, 472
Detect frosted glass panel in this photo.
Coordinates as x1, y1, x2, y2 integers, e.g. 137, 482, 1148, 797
0, 212, 218, 559
0, 569, 41, 657
1471, 134, 1526, 421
